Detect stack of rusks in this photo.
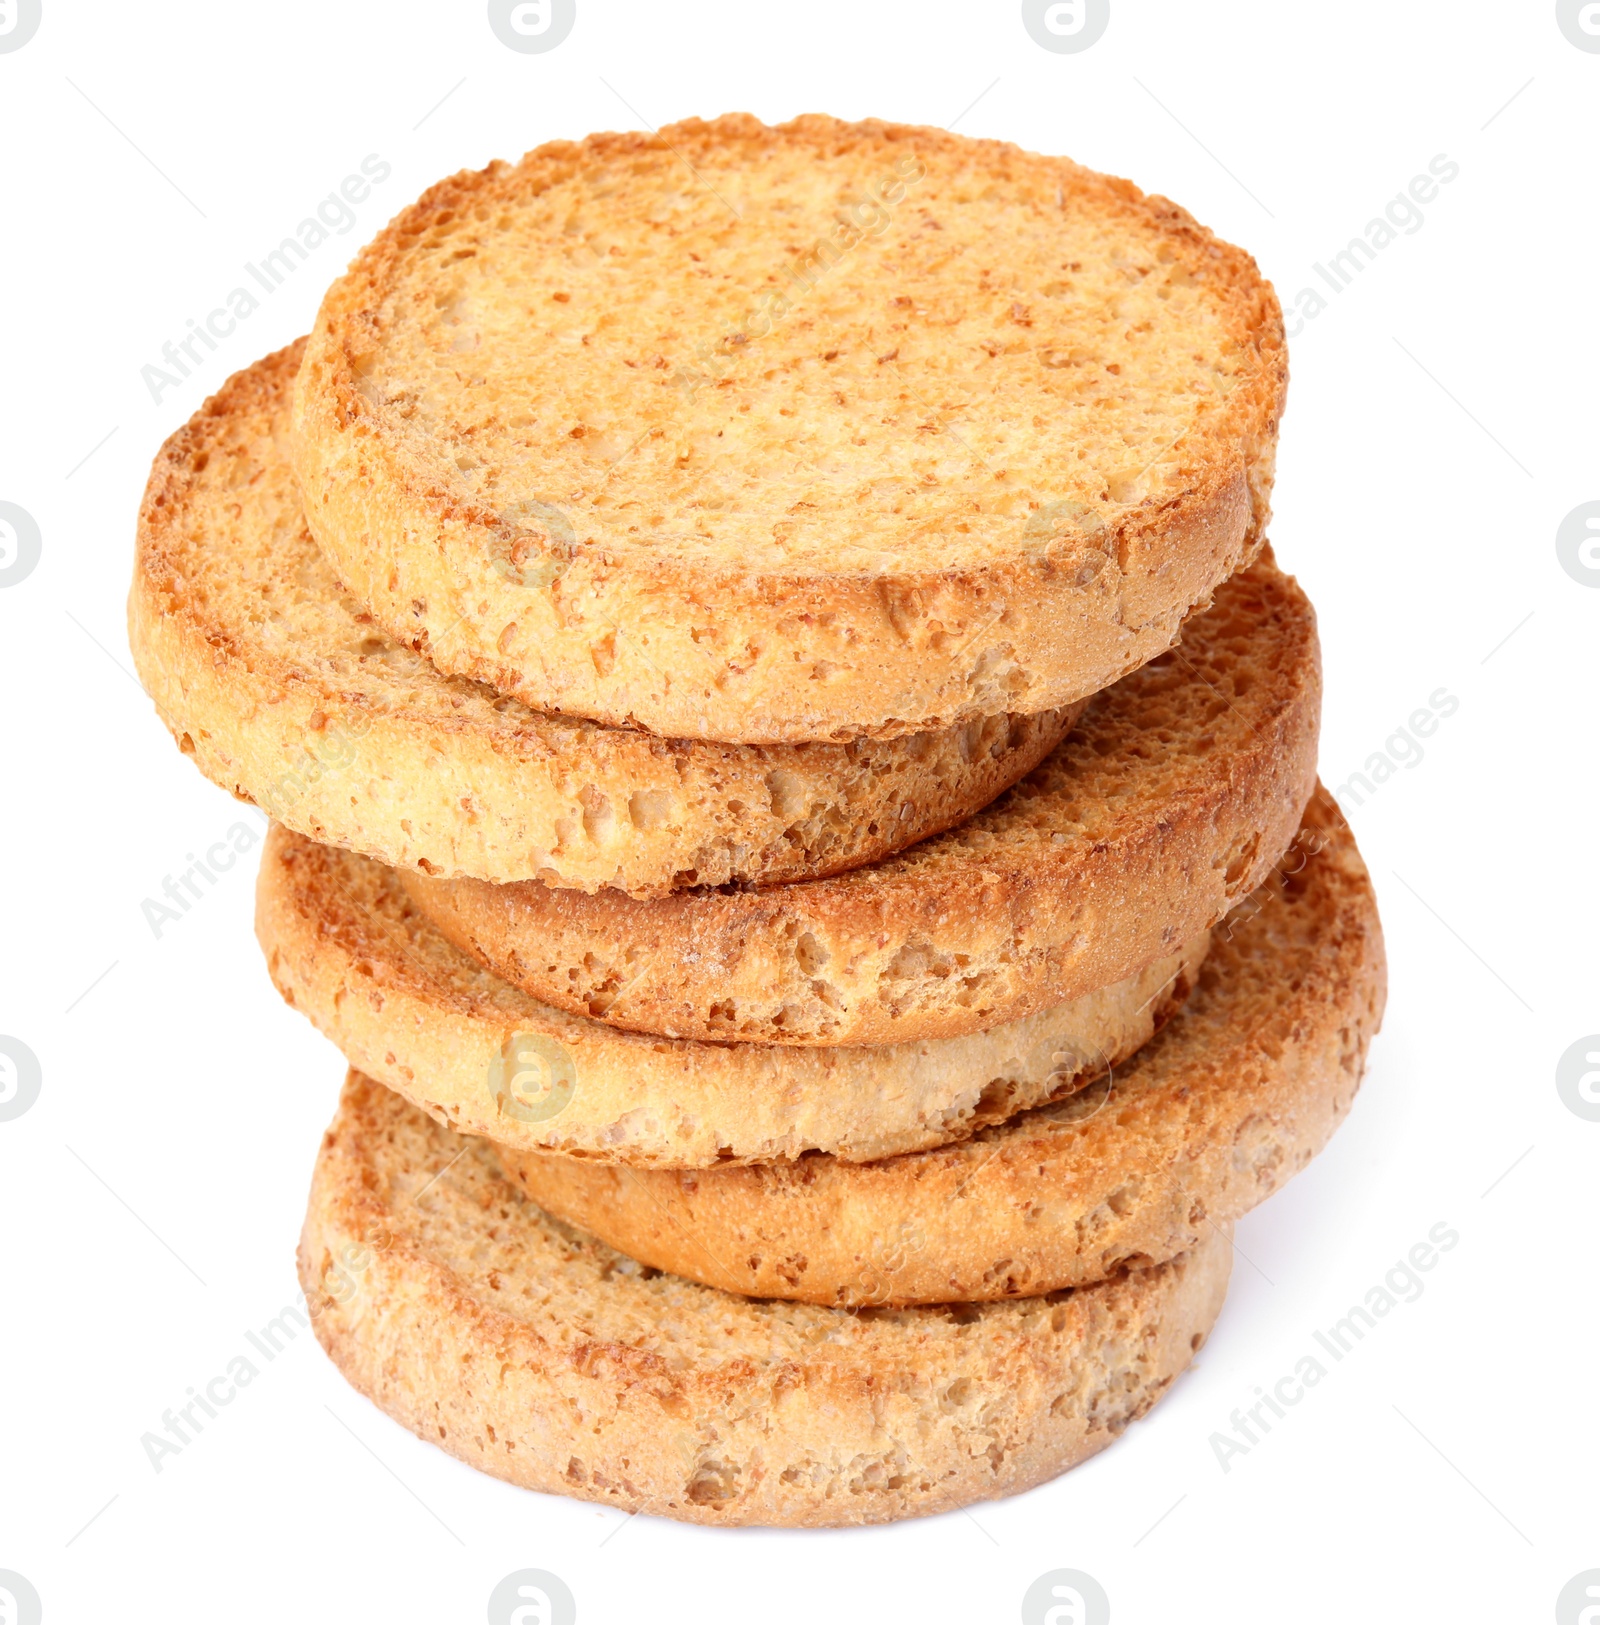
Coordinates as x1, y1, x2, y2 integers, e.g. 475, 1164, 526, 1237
128, 115, 1385, 1527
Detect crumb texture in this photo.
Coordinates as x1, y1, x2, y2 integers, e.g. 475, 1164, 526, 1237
405, 552, 1321, 1043
294, 113, 1286, 740
130, 342, 1079, 893
255, 822, 1208, 1166
500, 787, 1385, 1302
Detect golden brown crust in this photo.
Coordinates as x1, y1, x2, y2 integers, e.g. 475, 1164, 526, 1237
499, 788, 1385, 1303
300, 1072, 1232, 1527
404, 552, 1321, 1044
130, 343, 1081, 894
294, 113, 1287, 742
255, 822, 1208, 1166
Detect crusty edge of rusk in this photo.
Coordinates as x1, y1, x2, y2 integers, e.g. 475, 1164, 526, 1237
130, 343, 1082, 894
300, 1075, 1232, 1527
293, 113, 1286, 743
255, 821, 1210, 1167
498, 787, 1386, 1301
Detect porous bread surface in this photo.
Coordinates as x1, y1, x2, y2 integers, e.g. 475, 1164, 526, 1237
293, 112, 1287, 742
129, 344, 1080, 895
300, 1072, 1232, 1527
500, 788, 1384, 1304
404, 553, 1320, 1045
256, 823, 1208, 1166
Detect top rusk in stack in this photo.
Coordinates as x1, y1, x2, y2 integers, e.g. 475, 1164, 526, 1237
129, 115, 1385, 1528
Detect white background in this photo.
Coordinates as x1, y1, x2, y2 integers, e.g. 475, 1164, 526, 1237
1, 2, 1595, 1620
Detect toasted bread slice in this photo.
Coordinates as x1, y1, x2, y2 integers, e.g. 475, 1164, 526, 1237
402, 553, 1319, 1045
497, 789, 1384, 1304
301, 1072, 1232, 1527
294, 113, 1286, 742
130, 344, 1080, 894
256, 823, 1208, 1166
